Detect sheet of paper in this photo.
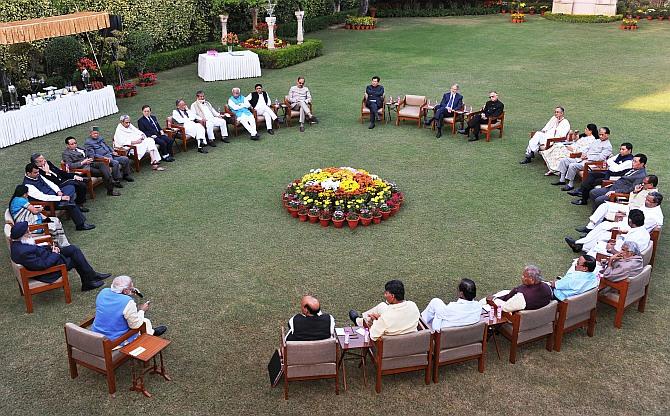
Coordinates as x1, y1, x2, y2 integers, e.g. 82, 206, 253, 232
335, 328, 345, 336
355, 328, 366, 336
129, 346, 145, 357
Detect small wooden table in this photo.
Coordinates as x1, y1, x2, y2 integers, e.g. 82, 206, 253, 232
336, 326, 372, 390
480, 312, 509, 360
384, 101, 398, 122
120, 334, 172, 397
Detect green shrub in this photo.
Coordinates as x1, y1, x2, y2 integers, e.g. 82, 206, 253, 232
43, 36, 82, 79
542, 12, 623, 22
376, 5, 498, 18
125, 31, 154, 74
276, 10, 354, 37
251, 39, 323, 69
145, 41, 222, 72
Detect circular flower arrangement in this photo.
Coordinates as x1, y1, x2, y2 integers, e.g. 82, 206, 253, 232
282, 167, 404, 229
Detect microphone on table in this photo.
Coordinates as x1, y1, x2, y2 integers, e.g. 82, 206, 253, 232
132, 287, 144, 298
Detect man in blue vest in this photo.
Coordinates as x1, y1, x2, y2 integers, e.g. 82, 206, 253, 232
92, 275, 167, 342
285, 295, 334, 341
9, 221, 110, 290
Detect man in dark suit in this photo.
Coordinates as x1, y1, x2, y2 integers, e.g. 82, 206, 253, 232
458, 91, 504, 142
425, 83, 463, 138
84, 126, 134, 182
137, 105, 175, 162
587, 153, 648, 211
31, 152, 89, 209
9, 221, 110, 290
364, 76, 385, 129
569, 140, 633, 204
62, 136, 121, 196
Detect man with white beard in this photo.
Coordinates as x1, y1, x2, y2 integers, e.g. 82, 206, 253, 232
9, 221, 110, 291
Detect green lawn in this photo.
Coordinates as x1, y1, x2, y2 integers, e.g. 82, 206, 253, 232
1, 15, 669, 415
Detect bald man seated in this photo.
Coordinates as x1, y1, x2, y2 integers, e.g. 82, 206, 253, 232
285, 295, 335, 341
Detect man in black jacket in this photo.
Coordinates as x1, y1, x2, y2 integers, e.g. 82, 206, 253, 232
285, 295, 335, 341
458, 91, 504, 141
137, 105, 175, 161
588, 154, 648, 211
364, 76, 385, 129
31, 152, 89, 209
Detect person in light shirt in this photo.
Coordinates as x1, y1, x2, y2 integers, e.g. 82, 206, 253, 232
246, 84, 277, 135
172, 99, 209, 153
227, 87, 259, 140
191, 90, 230, 143
113, 115, 164, 171
520, 106, 571, 164
349, 280, 420, 341
421, 278, 482, 332
549, 255, 598, 301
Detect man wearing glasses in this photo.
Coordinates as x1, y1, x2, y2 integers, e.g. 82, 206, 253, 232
63, 136, 121, 196
548, 255, 598, 301
458, 91, 504, 142
520, 106, 570, 163
287, 76, 318, 132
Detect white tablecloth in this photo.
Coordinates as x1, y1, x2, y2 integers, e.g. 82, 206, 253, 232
0, 86, 118, 148
197, 51, 262, 82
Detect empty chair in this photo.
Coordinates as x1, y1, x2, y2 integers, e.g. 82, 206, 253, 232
498, 300, 558, 363
598, 265, 652, 328
396, 95, 427, 128
281, 327, 338, 400
553, 289, 598, 351
432, 321, 487, 383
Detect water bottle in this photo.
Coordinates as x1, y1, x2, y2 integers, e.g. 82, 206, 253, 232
496, 306, 502, 320
364, 328, 370, 343
65, 163, 70, 173
488, 308, 495, 322
344, 333, 350, 345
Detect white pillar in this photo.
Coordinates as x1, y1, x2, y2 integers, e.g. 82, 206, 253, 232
266, 16, 277, 50
219, 14, 229, 45
295, 11, 305, 45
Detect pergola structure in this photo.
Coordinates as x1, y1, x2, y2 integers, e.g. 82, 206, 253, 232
0, 11, 110, 45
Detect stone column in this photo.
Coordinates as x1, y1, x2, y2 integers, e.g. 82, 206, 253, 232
266, 16, 277, 50
295, 11, 305, 45
219, 14, 229, 45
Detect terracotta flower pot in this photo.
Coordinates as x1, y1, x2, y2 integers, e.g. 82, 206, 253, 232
289, 208, 299, 218
298, 213, 308, 222
360, 217, 372, 226
308, 214, 319, 223
131, 91, 137, 96
372, 215, 382, 224
381, 211, 390, 220
332, 219, 345, 228
347, 218, 359, 229
391, 205, 400, 216
320, 218, 330, 227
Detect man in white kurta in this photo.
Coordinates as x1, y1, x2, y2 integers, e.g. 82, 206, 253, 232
521, 107, 570, 163
582, 176, 657, 230
555, 128, 612, 190
191, 91, 229, 143
172, 99, 208, 152
113, 115, 161, 167
584, 209, 652, 257
246, 83, 277, 134
421, 278, 481, 332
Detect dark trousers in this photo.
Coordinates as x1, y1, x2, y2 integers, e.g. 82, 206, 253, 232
89, 162, 114, 191
109, 156, 132, 180
60, 179, 88, 205
588, 186, 612, 212
154, 134, 174, 157
61, 244, 96, 284
434, 105, 455, 128
578, 171, 607, 197
56, 185, 86, 226
366, 100, 380, 123
466, 113, 485, 137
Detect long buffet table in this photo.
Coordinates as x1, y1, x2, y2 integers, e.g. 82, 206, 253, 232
0, 86, 118, 148
197, 51, 262, 82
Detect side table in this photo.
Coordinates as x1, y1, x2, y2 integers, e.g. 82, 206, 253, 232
384, 101, 398, 123
336, 326, 371, 390
120, 334, 172, 397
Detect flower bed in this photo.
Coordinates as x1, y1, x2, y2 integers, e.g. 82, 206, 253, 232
345, 16, 377, 30
240, 36, 289, 49
114, 81, 137, 98
282, 167, 404, 229
137, 72, 157, 87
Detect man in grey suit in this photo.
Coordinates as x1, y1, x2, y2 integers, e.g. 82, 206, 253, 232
587, 153, 647, 211
62, 136, 121, 197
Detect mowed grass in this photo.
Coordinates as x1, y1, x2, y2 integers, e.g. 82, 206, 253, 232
0, 15, 669, 415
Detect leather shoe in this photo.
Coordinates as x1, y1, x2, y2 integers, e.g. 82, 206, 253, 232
457, 128, 468, 135
123, 176, 134, 182
222, 136, 230, 143
519, 156, 532, 164
567, 190, 582, 197
424, 118, 433, 126
267, 129, 274, 135
551, 181, 566, 186
153, 325, 168, 337
208, 140, 217, 147
468, 136, 479, 142
76, 223, 96, 231
565, 237, 584, 253
561, 185, 574, 191
349, 310, 361, 325
368, 123, 375, 129
82, 280, 104, 291
78, 206, 90, 213
299, 125, 305, 132
113, 181, 123, 188
575, 226, 590, 233
435, 130, 442, 138
571, 199, 587, 206
107, 189, 121, 196
198, 147, 208, 154
95, 272, 112, 280
250, 135, 260, 141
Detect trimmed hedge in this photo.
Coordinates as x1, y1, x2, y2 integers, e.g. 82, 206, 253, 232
145, 42, 223, 73
542, 12, 623, 23
376, 5, 498, 18
276, 10, 355, 37
251, 39, 323, 69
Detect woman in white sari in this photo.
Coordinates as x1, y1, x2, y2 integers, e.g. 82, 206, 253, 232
114, 115, 164, 171
541, 123, 597, 176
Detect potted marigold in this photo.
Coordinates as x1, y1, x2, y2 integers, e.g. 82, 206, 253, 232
308, 206, 320, 223
332, 210, 345, 228
379, 203, 391, 220
346, 211, 360, 229
298, 206, 309, 222
540, 5, 548, 16
371, 207, 382, 224
511, 12, 525, 23
288, 200, 300, 218
621, 18, 639, 30
319, 209, 332, 227
359, 208, 372, 226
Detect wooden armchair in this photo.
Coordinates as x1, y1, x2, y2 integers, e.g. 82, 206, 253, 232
533, 130, 573, 151
280, 327, 339, 400
498, 300, 558, 363
608, 192, 630, 203
598, 265, 652, 328
432, 321, 487, 383
3, 224, 70, 313
368, 320, 432, 393
283, 96, 314, 127
60, 161, 105, 199
360, 95, 386, 124
430, 104, 465, 134
477, 111, 505, 142
396, 95, 427, 127
27, 200, 65, 219
611, 226, 660, 267
113, 141, 148, 173
254, 107, 280, 130
553, 289, 598, 351
165, 116, 194, 152
578, 160, 607, 183
65, 317, 146, 396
